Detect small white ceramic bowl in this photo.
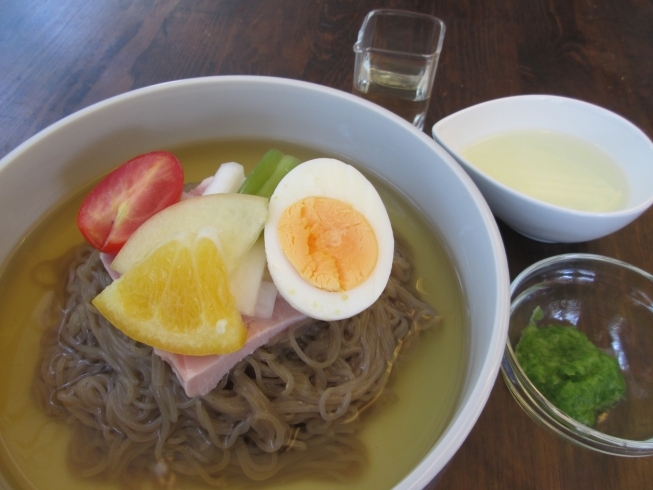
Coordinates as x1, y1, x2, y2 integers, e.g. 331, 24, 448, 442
432, 95, 653, 243
0, 76, 510, 489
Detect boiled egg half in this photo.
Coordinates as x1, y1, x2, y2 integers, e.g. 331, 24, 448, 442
264, 158, 394, 320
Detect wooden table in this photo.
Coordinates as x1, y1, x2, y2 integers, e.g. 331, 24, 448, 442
2, 1, 653, 488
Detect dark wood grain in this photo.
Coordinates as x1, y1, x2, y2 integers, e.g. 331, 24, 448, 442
2, 0, 653, 488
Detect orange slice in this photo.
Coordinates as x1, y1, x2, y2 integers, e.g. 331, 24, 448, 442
92, 228, 247, 355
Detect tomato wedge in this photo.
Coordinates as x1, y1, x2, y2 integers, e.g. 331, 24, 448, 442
77, 151, 184, 253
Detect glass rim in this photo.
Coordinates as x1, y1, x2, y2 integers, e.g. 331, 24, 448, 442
509, 253, 653, 298
353, 9, 446, 58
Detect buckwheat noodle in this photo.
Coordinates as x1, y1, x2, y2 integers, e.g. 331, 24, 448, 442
35, 242, 439, 487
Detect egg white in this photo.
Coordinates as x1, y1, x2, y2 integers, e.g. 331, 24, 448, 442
264, 158, 394, 321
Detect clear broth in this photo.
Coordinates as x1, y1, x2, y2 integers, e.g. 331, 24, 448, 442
0, 139, 467, 490
461, 130, 629, 212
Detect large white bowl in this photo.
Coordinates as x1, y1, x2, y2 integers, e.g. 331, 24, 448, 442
0, 76, 509, 489
432, 95, 653, 243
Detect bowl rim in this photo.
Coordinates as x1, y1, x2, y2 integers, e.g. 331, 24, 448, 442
502, 252, 653, 456
0, 75, 512, 488
431, 94, 653, 218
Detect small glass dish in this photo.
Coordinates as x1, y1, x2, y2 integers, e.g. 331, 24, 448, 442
502, 254, 653, 456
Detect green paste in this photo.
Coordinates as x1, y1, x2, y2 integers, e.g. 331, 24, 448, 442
515, 308, 626, 426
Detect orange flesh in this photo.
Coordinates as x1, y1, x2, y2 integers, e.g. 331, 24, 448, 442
277, 197, 378, 292
92, 235, 246, 355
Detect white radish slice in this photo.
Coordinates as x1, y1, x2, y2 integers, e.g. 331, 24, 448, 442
229, 238, 266, 316
253, 281, 277, 319
203, 162, 245, 195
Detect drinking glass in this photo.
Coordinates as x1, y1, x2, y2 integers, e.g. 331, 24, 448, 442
353, 9, 445, 131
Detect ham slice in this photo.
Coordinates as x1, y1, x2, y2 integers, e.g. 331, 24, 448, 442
155, 296, 311, 398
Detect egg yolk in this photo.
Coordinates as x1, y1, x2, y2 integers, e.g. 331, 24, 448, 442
277, 197, 378, 292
